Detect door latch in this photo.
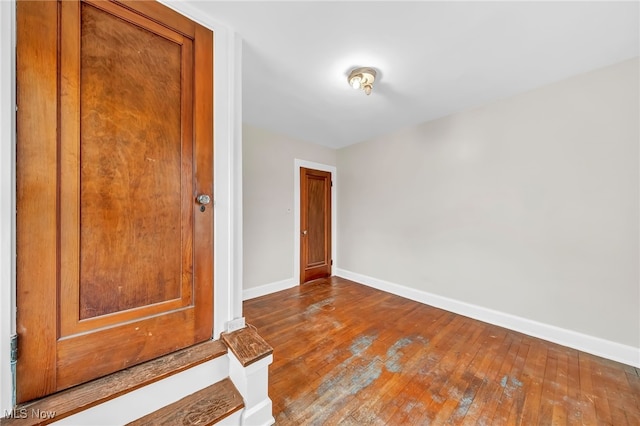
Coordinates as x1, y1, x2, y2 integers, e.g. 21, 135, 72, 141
197, 194, 211, 212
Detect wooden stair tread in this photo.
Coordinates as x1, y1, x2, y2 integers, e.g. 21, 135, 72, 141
127, 378, 244, 426
1, 340, 227, 426
221, 326, 273, 367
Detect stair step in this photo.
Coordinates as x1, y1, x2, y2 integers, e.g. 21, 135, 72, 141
1, 340, 227, 426
221, 326, 273, 367
126, 378, 244, 426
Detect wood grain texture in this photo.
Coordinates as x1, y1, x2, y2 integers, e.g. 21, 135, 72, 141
300, 167, 332, 284
126, 378, 243, 426
192, 21, 215, 344
15, 0, 59, 403
78, 1, 184, 318
57, 0, 193, 338
308, 176, 327, 265
244, 276, 640, 425
1, 340, 226, 426
114, 0, 196, 38
221, 326, 273, 367
56, 308, 197, 390
16, 0, 215, 402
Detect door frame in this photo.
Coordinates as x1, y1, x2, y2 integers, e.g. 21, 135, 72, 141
0, 0, 243, 412
294, 159, 337, 286
0, 0, 17, 413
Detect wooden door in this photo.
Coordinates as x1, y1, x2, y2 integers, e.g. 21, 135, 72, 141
300, 168, 332, 283
16, 0, 213, 402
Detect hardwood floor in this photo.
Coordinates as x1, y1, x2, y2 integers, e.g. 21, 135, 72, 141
243, 277, 640, 425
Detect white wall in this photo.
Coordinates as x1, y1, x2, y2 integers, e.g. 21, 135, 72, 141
243, 124, 336, 292
337, 59, 639, 354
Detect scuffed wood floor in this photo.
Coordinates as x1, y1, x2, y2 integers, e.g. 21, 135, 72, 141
243, 277, 640, 425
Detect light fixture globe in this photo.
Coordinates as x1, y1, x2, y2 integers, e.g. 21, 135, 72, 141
348, 67, 377, 95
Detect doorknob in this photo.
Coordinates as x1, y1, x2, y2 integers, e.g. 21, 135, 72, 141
196, 194, 211, 205
302, 230, 308, 236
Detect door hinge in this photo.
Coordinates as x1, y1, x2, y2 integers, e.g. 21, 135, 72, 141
331, 181, 333, 187
10, 334, 17, 363
10, 334, 17, 406
331, 259, 333, 265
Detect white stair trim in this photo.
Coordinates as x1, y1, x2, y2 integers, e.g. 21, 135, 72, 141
228, 353, 274, 426
52, 356, 230, 425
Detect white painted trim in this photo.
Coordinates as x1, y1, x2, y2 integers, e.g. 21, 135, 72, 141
230, 32, 244, 323
336, 268, 640, 368
241, 399, 275, 426
228, 353, 274, 426
158, 1, 244, 339
52, 356, 229, 425
243, 278, 296, 301
158, 0, 238, 34
294, 160, 338, 286
215, 410, 242, 426
0, 0, 16, 414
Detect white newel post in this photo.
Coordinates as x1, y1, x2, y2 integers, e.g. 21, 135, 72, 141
228, 352, 274, 426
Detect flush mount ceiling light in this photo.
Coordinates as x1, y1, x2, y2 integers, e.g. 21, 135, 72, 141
348, 67, 377, 95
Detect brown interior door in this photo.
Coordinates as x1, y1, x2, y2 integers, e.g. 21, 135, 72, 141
16, 0, 213, 402
300, 167, 332, 283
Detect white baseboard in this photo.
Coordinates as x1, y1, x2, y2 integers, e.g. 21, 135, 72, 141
243, 278, 296, 301
336, 268, 640, 368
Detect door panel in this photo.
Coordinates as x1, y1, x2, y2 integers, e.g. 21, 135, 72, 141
16, 0, 213, 402
307, 177, 327, 266
300, 168, 332, 283
78, 1, 187, 319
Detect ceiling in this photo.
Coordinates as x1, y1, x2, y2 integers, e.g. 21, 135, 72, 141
190, 1, 639, 149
